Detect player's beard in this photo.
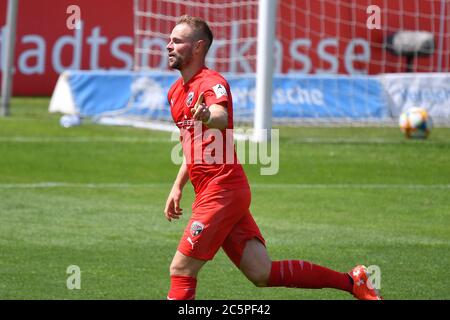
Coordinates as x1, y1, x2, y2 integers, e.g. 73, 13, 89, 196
169, 51, 193, 71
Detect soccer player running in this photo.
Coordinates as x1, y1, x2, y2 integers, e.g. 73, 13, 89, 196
164, 15, 382, 300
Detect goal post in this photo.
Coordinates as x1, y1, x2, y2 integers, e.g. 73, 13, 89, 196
0, 0, 18, 117
253, 0, 277, 142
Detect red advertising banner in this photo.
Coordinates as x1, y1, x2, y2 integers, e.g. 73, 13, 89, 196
0, 0, 448, 96
0, 0, 134, 95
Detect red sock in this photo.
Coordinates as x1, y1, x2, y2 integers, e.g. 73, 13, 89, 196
167, 275, 197, 300
267, 260, 353, 292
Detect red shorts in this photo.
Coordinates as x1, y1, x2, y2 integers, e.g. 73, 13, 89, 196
177, 187, 265, 267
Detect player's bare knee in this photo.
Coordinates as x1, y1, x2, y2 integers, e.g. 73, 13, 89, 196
169, 261, 186, 276
169, 263, 177, 276
169, 256, 203, 277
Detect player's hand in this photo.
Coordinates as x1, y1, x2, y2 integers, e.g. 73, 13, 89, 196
164, 187, 183, 222
191, 92, 211, 123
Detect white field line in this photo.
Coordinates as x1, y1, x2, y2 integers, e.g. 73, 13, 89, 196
0, 136, 174, 143
291, 137, 400, 144
2, 136, 444, 144
252, 183, 450, 189
288, 137, 447, 144
0, 182, 171, 189
0, 182, 449, 189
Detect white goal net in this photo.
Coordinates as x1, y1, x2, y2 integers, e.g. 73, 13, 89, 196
127, 0, 450, 129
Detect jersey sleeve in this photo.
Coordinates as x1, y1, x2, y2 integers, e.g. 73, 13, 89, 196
201, 77, 230, 108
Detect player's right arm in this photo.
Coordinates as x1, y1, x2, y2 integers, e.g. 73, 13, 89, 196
164, 157, 189, 222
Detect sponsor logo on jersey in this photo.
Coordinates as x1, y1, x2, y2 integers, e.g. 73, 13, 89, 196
212, 84, 227, 99
175, 118, 194, 129
190, 221, 205, 237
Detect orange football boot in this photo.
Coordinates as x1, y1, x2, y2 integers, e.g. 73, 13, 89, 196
348, 265, 383, 300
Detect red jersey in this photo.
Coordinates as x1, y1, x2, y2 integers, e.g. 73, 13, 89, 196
168, 66, 249, 195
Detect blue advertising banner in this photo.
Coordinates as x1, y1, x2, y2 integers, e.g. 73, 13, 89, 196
380, 73, 450, 123
229, 75, 388, 119
67, 71, 177, 118
57, 71, 389, 121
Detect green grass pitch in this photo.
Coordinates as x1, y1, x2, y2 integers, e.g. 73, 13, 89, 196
1, 97, 449, 299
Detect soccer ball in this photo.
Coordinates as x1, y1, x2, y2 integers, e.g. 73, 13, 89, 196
60, 114, 81, 128
399, 107, 432, 139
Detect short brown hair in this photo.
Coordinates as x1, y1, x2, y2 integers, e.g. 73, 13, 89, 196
176, 15, 213, 54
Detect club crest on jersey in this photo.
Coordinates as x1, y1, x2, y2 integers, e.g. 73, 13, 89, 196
186, 92, 195, 107
213, 84, 227, 99
190, 221, 204, 237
